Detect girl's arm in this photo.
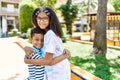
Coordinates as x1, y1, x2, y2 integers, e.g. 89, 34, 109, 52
24, 52, 53, 66
49, 49, 71, 65
16, 38, 69, 66
24, 49, 71, 66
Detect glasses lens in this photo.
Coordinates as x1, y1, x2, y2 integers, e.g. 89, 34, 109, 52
37, 17, 49, 22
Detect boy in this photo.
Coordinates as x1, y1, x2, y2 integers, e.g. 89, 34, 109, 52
25, 27, 45, 80
24, 27, 71, 80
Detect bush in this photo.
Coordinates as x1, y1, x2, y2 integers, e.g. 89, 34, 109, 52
62, 37, 66, 43
8, 29, 21, 37
26, 28, 32, 39
19, 1, 36, 33
61, 24, 67, 43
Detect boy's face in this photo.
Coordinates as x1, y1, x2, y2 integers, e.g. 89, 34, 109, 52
30, 33, 44, 49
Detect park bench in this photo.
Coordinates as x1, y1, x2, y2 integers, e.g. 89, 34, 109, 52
70, 64, 102, 80
15, 38, 102, 80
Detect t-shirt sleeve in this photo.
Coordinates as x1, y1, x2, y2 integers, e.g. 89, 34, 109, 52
45, 35, 56, 54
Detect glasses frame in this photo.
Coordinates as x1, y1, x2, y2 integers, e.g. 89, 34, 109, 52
36, 17, 49, 22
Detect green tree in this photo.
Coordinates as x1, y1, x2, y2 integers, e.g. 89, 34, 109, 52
32, 0, 57, 10
79, 0, 97, 14
92, 0, 108, 54
59, 0, 79, 35
19, 1, 36, 33
46, 0, 57, 10
110, 0, 120, 11
31, 0, 45, 7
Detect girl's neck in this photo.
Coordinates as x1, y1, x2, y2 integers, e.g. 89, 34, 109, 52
45, 28, 49, 32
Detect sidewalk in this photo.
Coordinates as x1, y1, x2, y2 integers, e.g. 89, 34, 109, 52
0, 37, 28, 80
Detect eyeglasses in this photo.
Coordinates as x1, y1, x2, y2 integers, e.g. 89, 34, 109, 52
36, 17, 49, 22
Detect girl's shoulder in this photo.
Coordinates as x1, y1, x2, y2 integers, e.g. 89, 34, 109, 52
45, 30, 55, 36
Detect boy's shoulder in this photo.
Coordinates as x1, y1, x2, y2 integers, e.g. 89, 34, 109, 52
32, 47, 41, 53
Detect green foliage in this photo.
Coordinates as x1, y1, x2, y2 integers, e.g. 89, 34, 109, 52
78, 1, 97, 14
59, 0, 79, 25
61, 24, 67, 43
59, 0, 79, 35
32, 0, 57, 10
19, 1, 36, 33
8, 29, 21, 37
62, 37, 66, 43
94, 54, 112, 80
46, 0, 57, 10
31, 0, 45, 7
111, 0, 120, 11
64, 41, 120, 80
26, 28, 32, 39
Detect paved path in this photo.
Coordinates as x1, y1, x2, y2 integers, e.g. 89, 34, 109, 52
0, 37, 28, 80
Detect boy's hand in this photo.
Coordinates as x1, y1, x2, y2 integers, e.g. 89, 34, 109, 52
24, 46, 34, 57
64, 49, 71, 58
25, 52, 35, 58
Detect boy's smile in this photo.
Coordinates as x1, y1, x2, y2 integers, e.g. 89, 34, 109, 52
30, 33, 44, 49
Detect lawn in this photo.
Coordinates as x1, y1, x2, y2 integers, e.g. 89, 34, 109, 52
63, 40, 120, 80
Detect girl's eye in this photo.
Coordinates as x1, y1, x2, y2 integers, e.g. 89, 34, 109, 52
36, 17, 49, 22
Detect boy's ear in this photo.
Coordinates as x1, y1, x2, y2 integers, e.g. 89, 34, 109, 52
30, 37, 32, 42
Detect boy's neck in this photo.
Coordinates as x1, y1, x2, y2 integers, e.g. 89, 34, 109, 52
33, 46, 41, 50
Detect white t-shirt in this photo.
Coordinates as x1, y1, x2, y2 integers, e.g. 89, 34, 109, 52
44, 30, 70, 80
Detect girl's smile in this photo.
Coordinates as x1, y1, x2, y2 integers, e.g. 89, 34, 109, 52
37, 12, 49, 30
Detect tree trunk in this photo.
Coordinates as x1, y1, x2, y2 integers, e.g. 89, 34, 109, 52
66, 24, 72, 35
92, 0, 108, 54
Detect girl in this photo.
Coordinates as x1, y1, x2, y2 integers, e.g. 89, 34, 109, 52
24, 7, 71, 80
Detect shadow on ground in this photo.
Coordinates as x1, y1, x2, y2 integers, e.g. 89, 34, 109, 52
69, 53, 120, 80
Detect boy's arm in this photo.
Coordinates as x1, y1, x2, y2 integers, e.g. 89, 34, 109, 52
15, 38, 32, 49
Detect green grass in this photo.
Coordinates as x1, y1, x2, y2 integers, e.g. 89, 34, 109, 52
63, 40, 120, 80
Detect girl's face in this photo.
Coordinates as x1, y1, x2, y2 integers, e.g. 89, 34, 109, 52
36, 12, 50, 30
30, 33, 44, 49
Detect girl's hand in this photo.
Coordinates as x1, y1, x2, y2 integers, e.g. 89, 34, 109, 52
64, 49, 71, 58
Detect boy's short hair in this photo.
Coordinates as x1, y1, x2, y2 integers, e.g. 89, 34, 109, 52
30, 27, 46, 38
